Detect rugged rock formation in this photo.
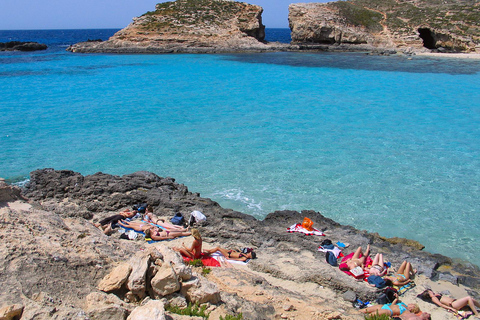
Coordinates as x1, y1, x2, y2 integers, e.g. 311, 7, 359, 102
67, 0, 287, 54
288, 0, 480, 53
0, 41, 47, 52
1, 169, 480, 319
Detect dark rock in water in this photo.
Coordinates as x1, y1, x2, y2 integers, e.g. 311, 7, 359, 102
0, 41, 47, 51
22, 168, 480, 302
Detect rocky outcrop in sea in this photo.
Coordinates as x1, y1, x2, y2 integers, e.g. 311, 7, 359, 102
1, 169, 479, 319
288, 0, 480, 54
67, 0, 288, 54
0, 41, 47, 52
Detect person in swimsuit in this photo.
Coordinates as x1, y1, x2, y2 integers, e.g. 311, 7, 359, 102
339, 244, 371, 271
417, 289, 480, 316
143, 205, 189, 232
384, 260, 415, 286
118, 220, 191, 239
93, 208, 138, 235
361, 294, 420, 317
368, 253, 388, 276
143, 226, 191, 241
204, 247, 256, 262
173, 228, 203, 259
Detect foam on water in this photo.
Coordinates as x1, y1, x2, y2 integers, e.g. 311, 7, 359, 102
1, 30, 480, 266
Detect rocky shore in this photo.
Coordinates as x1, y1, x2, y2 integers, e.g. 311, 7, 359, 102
0, 41, 47, 52
1, 169, 479, 320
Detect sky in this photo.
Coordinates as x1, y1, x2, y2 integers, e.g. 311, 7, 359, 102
0, 0, 326, 30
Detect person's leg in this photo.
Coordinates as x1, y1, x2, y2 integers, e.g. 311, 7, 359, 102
452, 297, 479, 316
372, 253, 380, 266
378, 254, 384, 266
397, 260, 407, 274
174, 247, 194, 258
352, 246, 363, 260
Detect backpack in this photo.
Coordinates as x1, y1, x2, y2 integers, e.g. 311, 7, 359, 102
367, 275, 387, 288
188, 210, 206, 226
133, 203, 147, 214
376, 287, 398, 304
325, 251, 338, 266
170, 212, 185, 226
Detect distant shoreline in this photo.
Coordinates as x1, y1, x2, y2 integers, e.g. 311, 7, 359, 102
415, 52, 480, 59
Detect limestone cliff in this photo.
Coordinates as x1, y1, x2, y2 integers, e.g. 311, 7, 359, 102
68, 0, 286, 53
289, 0, 480, 53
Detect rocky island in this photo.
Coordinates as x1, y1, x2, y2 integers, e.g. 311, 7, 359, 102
0, 41, 47, 52
1, 169, 480, 320
67, 0, 287, 54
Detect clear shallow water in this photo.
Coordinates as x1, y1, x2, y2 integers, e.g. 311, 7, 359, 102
1, 29, 480, 266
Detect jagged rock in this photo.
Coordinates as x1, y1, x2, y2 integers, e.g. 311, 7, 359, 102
150, 265, 181, 298
154, 246, 192, 281
0, 304, 23, 320
0, 179, 24, 202
126, 250, 153, 300
98, 263, 132, 292
288, 0, 480, 54
84, 292, 130, 320
67, 0, 287, 54
181, 275, 221, 304
127, 299, 165, 320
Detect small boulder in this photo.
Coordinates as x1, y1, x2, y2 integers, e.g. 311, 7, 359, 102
0, 304, 24, 320
127, 300, 166, 320
150, 265, 181, 298
98, 263, 132, 292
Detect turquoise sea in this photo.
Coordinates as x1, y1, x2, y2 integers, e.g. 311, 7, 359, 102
1, 29, 480, 266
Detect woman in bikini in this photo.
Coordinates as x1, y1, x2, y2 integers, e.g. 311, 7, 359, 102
143, 205, 189, 232
417, 289, 480, 316
118, 220, 191, 239
173, 228, 203, 259
384, 260, 415, 286
361, 293, 420, 317
94, 208, 138, 235
368, 253, 388, 276
204, 247, 256, 262
339, 244, 371, 271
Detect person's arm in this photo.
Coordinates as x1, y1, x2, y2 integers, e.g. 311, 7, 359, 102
393, 277, 411, 286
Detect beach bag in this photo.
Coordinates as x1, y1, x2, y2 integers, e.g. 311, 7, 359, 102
367, 275, 387, 288
325, 251, 338, 266
133, 203, 147, 214
170, 212, 185, 226
302, 217, 314, 231
376, 287, 398, 304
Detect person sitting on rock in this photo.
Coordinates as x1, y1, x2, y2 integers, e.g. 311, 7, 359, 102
143, 205, 189, 232
173, 228, 203, 259
118, 220, 191, 240
93, 208, 138, 235
204, 247, 256, 262
360, 293, 420, 317
339, 244, 371, 271
384, 260, 416, 286
417, 288, 480, 317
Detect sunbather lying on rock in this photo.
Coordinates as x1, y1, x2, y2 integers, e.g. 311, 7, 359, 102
417, 289, 480, 316
360, 293, 419, 317
204, 247, 256, 262
384, 260, 415, 286
118, 220, 191, 240
143, 205, 189, 232
395, 311, 431, 320
368, 253, 388, 276
93, 208, 138, 235
339, 244, 371, 271
173, 228, 203, 259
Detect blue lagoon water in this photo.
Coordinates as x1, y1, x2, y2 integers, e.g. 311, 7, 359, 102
1, 29, 480, 266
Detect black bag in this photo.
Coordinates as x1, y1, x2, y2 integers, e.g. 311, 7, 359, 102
133, 203, 147, 214
376, 287, 398, 304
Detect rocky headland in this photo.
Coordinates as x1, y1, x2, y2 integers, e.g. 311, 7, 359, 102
0, 42, 47, 52
1, 169, 480, 320
67, 0, 287, 54
288, 0, 480, 54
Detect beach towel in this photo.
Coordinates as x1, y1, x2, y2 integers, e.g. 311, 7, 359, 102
287, 223, 325, 236
394, 281, 416, 295
182, 254, 221, 267
119, 225, 186, 243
